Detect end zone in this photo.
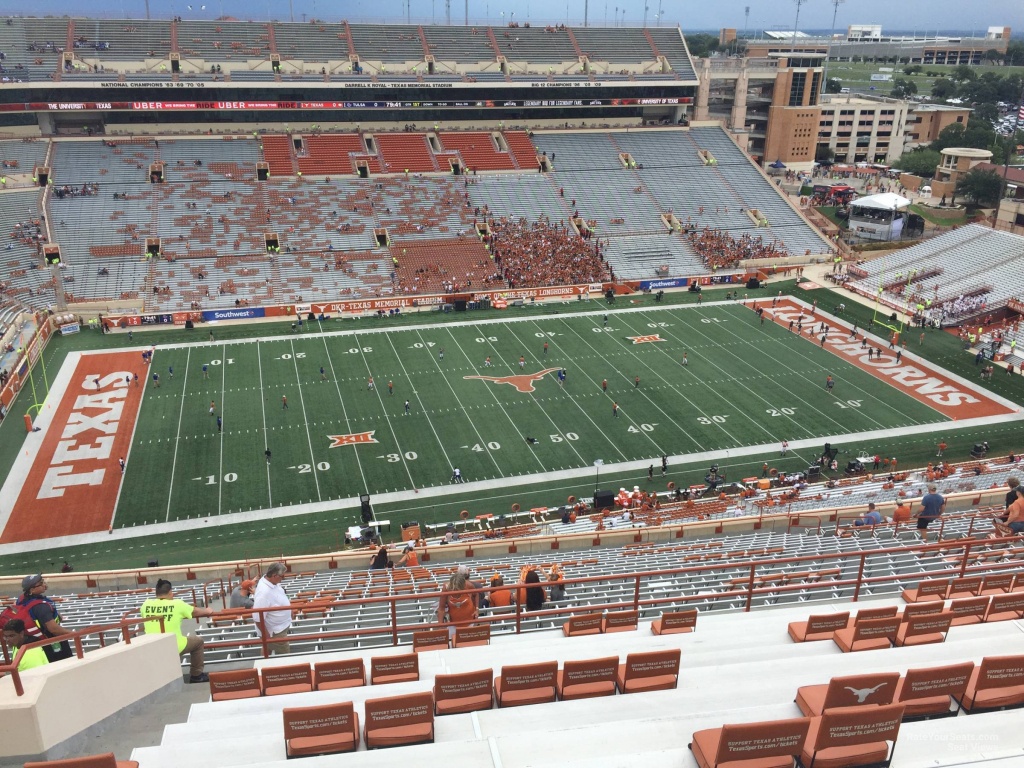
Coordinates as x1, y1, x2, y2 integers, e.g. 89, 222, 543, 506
0, 351, 147, 543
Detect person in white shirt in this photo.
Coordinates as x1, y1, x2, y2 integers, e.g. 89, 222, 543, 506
252, 562, 292, 655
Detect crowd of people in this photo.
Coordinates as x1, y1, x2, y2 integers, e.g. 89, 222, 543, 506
52, 183, 100, 199
686, 227, 787, 270
486, 215, 610, 289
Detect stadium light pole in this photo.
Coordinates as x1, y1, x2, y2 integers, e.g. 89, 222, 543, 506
821, 0, 844, 95
643, 4, 649, 28
790, 0, 807, 51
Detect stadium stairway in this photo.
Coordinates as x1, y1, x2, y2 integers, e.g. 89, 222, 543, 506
128, 594, 1024, 768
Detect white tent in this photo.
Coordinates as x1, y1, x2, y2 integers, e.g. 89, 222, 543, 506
849, 192, 911, 211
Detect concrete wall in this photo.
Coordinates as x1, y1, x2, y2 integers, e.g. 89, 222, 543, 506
0, 633, 182, 765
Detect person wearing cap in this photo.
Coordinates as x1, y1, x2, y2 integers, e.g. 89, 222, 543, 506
229, 579, 256, 609
17, 573, 74, 662
396, 544, 419, 568
140, 578, 218, 683
1, 619, 49, 671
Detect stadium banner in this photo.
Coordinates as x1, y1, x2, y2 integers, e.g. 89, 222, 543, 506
59, 322, 81, 335
639, 277, 690, 290
473, 284, 591, 302
202, 307, 266, 322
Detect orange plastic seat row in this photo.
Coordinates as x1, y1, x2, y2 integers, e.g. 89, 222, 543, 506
901, 575, 987, 603
690, 704, 905, 768
561, 610, 639, 637
411, 624, 491, 652
650, 609, 698, 635
23, 754, 139, 768
209, 658, 370, 700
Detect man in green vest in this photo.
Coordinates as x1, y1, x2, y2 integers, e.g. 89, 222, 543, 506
2, 619, 49, 671
140, 579, 218, 682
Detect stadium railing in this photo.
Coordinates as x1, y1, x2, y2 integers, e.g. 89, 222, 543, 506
108, 533, 1024, 663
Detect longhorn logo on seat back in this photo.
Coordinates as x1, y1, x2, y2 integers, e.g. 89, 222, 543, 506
844, 682, 888, 703
464, 368, 562, 393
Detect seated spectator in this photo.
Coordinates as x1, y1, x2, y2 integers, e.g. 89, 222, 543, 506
521, 568, 546, 611
547, 567, 567, 601
892, 500, 913, 523
488, 573, 514, 608
1007, 488, 1024, 534
369, 545, 389, 570
140, 579, 217, 683
436, 569, 478, 636
854, 502, 883, 527
228, 579, 255, 609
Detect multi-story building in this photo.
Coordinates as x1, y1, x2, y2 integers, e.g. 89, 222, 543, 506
903, 103, 972, 148
815, 95, 908, 166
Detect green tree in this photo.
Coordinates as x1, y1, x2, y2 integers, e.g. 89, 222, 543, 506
955, 168, 1003, 206
684, 33, 720, 58
1006, 41, 1024, 66
895, 149, 941, 176
825, 77, 842, 94
930, 78, 958, 100
815, 145, 836, 164
972, 102, 999, 123
903, 65, 922, 75
890, 77, 918, 99
952, 64, 976, 82
983, 49, 1003, 64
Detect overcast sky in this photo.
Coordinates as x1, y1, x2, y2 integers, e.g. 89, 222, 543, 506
0, 0, 1018, 32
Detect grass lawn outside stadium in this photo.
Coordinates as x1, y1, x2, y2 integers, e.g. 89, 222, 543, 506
1, 279, 1021, 574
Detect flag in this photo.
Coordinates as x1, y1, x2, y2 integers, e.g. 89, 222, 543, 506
1018, 105, 1024, 122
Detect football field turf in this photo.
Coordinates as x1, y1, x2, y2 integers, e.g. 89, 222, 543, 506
113, 301, 952, 527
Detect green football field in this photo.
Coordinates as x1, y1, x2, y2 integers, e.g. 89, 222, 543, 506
114, 302, 948, 528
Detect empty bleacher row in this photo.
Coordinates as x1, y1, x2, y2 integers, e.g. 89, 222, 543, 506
848, 224, 1024, 322
0, 17, 696, 83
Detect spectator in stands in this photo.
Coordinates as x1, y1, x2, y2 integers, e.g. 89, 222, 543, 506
914, 484, 946, 542
436, 569, 478, 636
1002, 477, 1020, 523
252, 562, 293, 656
369, 545, 389, 570
1, 619, 49, 671
1006, 488, 1024, 534
16, 574, 74, 662
854, 503, 883, 527
488, 574, 514, 608
228, 579, 255, 609
396, 544, 419, 567
547, 567, 567, 602
140, 579, 217, 683
892, 500, 912, 524
521, 568, 546, 611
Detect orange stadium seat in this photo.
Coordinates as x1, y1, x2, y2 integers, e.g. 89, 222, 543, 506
893, 662, 974, 720
899, 601, 944, 620
261, 663, 313, 696
788, 611, 851, 642
690, 717, 811, 768
962, 655, 1024, 713
494, 661, 558, 707
557, 656, 620, 701
412, 628, 450, 652
795, 671, 901, 717
283, 701, 360, 758
616, 648, 681, 694
832, 616, 901, 653
980, 572, 1015, 594
562, 613, 603, 637
946, 576, 983, 600
800, 704, 905, 768
370, 653, 419, 685
651, 609, 698, 635
23, 756, 138, 768
946, 596, 990, 626
313, 658, 366, 690
894, 612, 953, 647
433, 669, 494, 715
208, 669, 262, 702
363, 691, 435, 749
985, 592, 1024, 622
901, 578, 949, 603
453, 624, 491, 648
601, 610, 638, 633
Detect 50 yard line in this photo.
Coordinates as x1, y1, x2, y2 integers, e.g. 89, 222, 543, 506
164, 347, 191, 522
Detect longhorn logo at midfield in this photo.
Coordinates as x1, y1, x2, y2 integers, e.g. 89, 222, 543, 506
327, 431, 379, 448
464, 368, 562, 393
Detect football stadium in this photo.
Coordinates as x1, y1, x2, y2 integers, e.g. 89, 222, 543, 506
0, 9, 1023, 768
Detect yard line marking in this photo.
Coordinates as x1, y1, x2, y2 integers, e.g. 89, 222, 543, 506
351, 333, 418, 491
387, 330, 472, 473
318, 329, 370, 492
556, 318, 698, 453
289, 339, 322, 502
256, 341, 272, 509
165, 347, 191, 522
516, 319, 630, 463
444, 328, 548, 472
217, 344, 228, 516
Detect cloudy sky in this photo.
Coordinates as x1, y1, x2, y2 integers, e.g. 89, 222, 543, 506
0, 0, 1017, 32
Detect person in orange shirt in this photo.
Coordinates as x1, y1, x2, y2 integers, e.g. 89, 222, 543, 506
436, 570, 478, 636
397, 544, 418, 567
488, 574, 513, 608
892, 501, 912, 523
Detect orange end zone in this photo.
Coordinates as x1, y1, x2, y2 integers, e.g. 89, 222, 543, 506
1, 351, 147, 543
759, 300, 1014, 420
